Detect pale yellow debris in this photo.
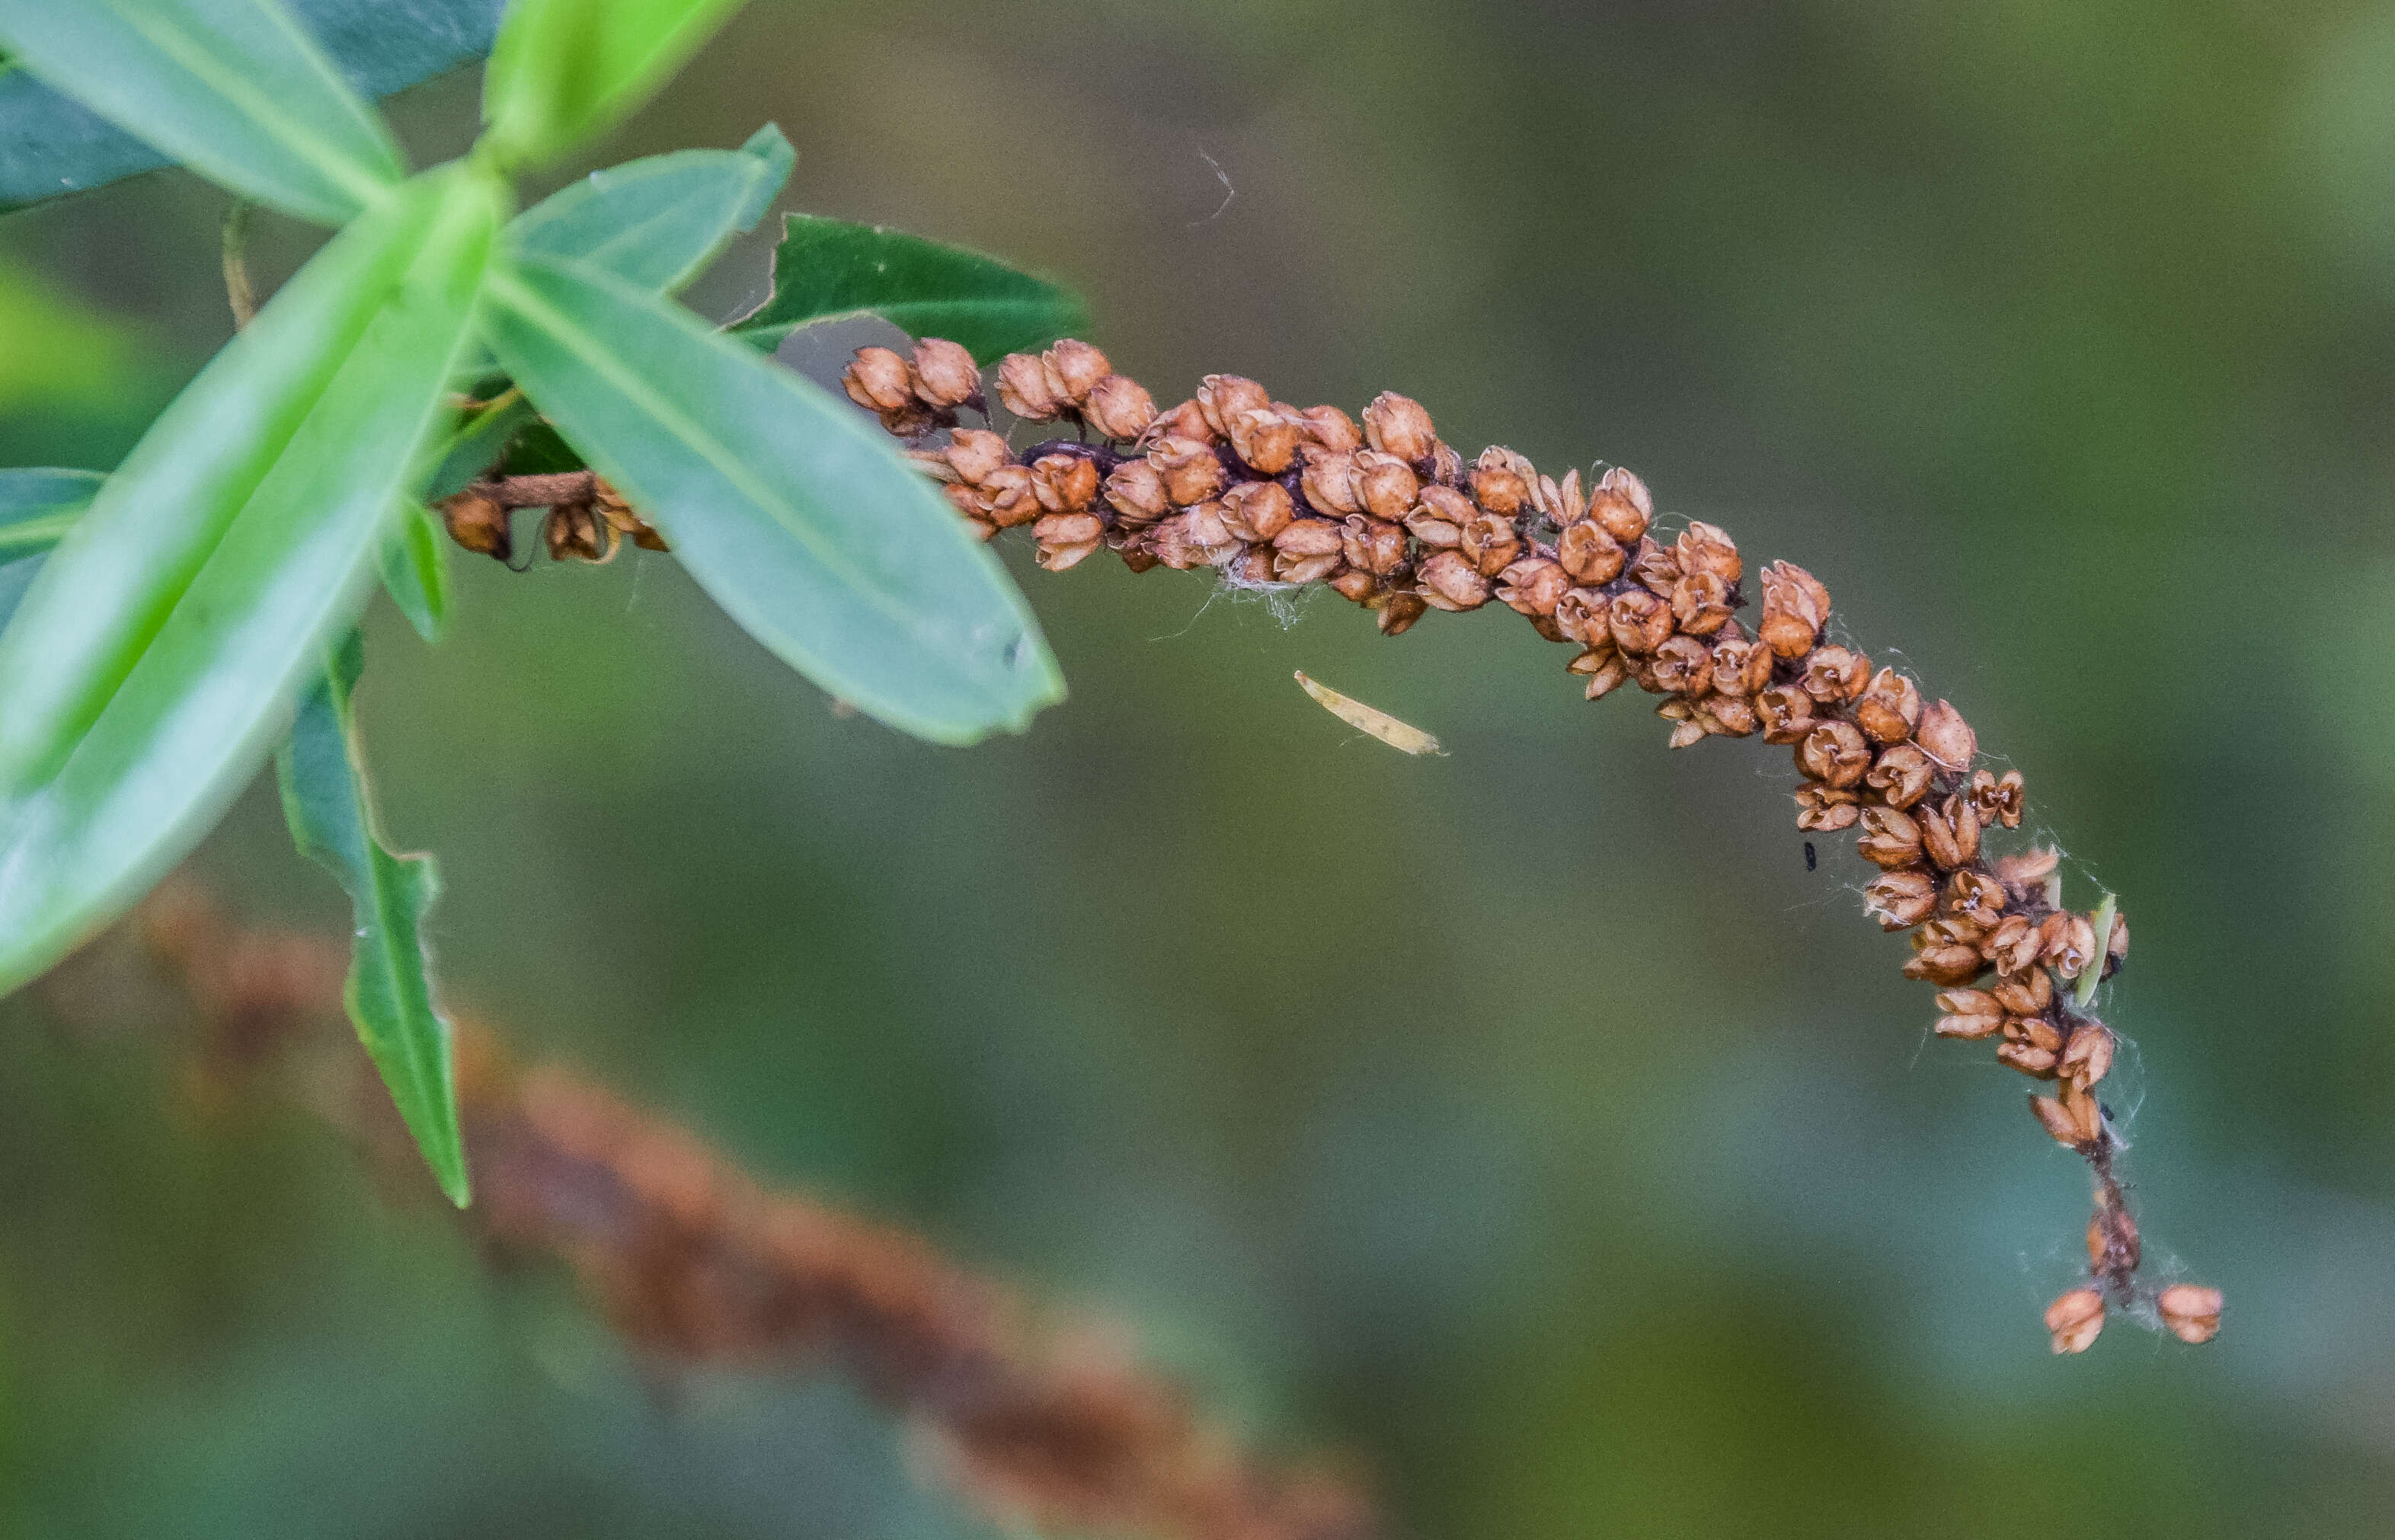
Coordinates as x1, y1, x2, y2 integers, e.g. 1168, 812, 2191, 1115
1293, 671, 1445, 756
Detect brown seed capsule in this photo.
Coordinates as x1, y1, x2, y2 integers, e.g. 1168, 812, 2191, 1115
1470, 455, 1528, 517
1670, 571, 1735, 636
1757, 687, 1816, 745
1082, 373, 1158, 440
1704, 693, 1757, 736
907, 446, 961, 484
592, 482, 667, 551
1195, 373, 1271, 436
1150, 437, 1226, 506
1796, 720, 1872, 788
1032, 512, 1105, 571
544, 500, 608, 562
1272, 516, 1345, 561
1992, 970, 2053, 1017
1460, 512, 1520, 577
1533, 468, 1585, 526
1326, 567, 1379, 604
1581, 653, 1631, 699
1498, 557, 1570, 617
2060, 1023, 2115, 1091
1904, 943, 1988, 986
1933, 987, 2005, 1037
2030, 1091, 2099, 1151
1223, 407, 1297, 474
1708, 635, 1771, 698
947, 428, 1012, 487
2106, 910, 2129, 973
1649, 634, 1713, 697
1758, 561, 1831, 658
940, 480, 985, 521
1674, 520, 1741, 583
1997, 1037, 2059, 1078
1427, 441, 1465, 487
1946, 868, 2009, 928
1341, 515, 1409, 576
844, 345, 915, 414
1551, 519, 1620, 584
1920, 915, 1988, 951
1150, 503, 1240, 568
1552, 588, 1604, 644
2044, 1288, 2106, 1354
1103, 458, 1170, 525
2087, 1206, 2141, 1275
1993, 845, 2059, 895
1041, 339, 1111, 404
1029, 453, 1099, 513
1405, 485, 1470, 547
1856, 806, 1925, 868
1300, 449, 1363, 516
1221, 478, 1296, 543
978, 465, 1041, 529
1917, 794, 1981, 871
1142, 398, 1214, 447
1363, 392, 1437, 462
440, 488, 511, 561
1354, 450, 1421, 519
1378, 592, 1429, 636
1865, 743, 1935, 810
1866, 869, 1939, 929
1983, 914, 2042, 976
1588, 467, 1652, 545
2156, 1284, 2224, 1345
1607, 588, 1674, 654
1797, 784, 1863, 832
909, 337, 979, 408
1853, 666, 1923, 745
1418, 550, 1492, 611
1798, 645, 1872, 704
996, 351, 1064, 419
1631, 538, 1681, 597
1969, 768, 2025, 830
1298, 404, 1362, 452
2040, 912, 2097, 979
1914, 698, 1976, 772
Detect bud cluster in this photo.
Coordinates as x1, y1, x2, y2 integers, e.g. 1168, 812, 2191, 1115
852, 335, 2220, 1353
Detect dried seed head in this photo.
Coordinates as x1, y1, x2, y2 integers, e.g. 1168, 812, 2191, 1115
1588, 470, 1651, 546
2156, 1284, 2224, 1345
1632, 538, 1681, 597
1082, 374, 1159, 440
1759, 561, 1831, 658
1856, 806, 1925, 868
1552, 519, 1623, 584
1461, 512, 1522, 577
977, 465, 1041, 529
1227, 407, 1301, 474
996, 351, 1065, 419
2060, 1023, 2115, 1091
440, 488, 511, 561
1946, 868, 2009, 928
1354, 450, 1421, 519
1150, 505, 1239, 568
1042, 339, 1112, 404
1650, 634, 1713, 696
1194, 373, 1270, 436
1865, 869, 1939, 929
1103, 458, 1170, 525
1798, 645, 1872, 704
1498, 557, 1570, 617
544, 500, 608, 562
1917, 794, 1981, 871
1933, 986, 2005, 1037
2106, 910, 2129, 971
1032, 511, 1105, 570
1797, 784, 1863, 832
1757, 687, 1816, 745
1984, 913, 2042, 977
910, 338, 980, 408
1916, 698, 1977, 772
1853, 666, 1923, 745
1341, 515, 1409, 576
1299, 404, 1362, 452
1606, 588, 1674, 655
1970, 768, 2025, 831
1991, 970, 2052, 1016
1221, 479, 1296, 543
1996, 1037, 2059, 1078
844, 346, 916, 414
1378, 592, 1428, 636
1327, 567, 1379, 603
1796, 720, 1872, 788
1363, 392, 1438, 462
947, 428, 1012, 487
2087, 1206, 2141, 1275
1142, 398, 1214, 446
1533, 468, 1585, 526
1993, 845, 2060, 895
1470, 450, 1529, 517
592, 482, 666, 551
1675, 521, 1741, 583
1029, 453, 1100, 513
1709, 635, 1772, 698
1671, 571, 1735, 636
1150, 437, 1227, 506
2040, 912, 2097, 979
1860, 743, 1932, 810
2044, 1287, 2106, 1354
1301, 449, 1363, 516
1418, 551, 1492, 611
1904, 941, 1988, 986
1703, 693, 1757, 736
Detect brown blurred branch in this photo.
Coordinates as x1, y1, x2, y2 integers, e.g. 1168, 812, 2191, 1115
130, 880, 1380, 1540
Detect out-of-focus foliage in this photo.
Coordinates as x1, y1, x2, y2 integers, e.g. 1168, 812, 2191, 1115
5, 1, 2395, 1537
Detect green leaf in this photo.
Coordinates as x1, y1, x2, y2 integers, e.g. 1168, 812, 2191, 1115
0, 162, 500, 996
0, 467, 101, 631
727, 214, 1092, 364
277, 631, 468, 1203
0, 0, 503, 216
510, 122, 791, 294
424, 387, 539, 500
481, 0, 747, 169
484, 252, 1063, 744
0, 0, 405, 225
379, 501, 449, 641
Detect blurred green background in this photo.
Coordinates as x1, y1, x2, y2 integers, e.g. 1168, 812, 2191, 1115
5, 0, 2394, 1534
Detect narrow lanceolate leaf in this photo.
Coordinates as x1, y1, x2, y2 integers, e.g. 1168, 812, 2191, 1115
0, 0, 406, 225
485, 252, 1063, 744
481, 0, 748, 169
379, 501, 449, 642
510, 122, 791, 294
278, 631, 467, 1203
0, 0, 500, 216
0, 467, 101, 631
727, 215, 1092, 364
0, 163, 500, 996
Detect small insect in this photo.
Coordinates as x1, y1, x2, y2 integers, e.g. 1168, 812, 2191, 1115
1293, 670, 1445, 756
1804, 840, 1817, 871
